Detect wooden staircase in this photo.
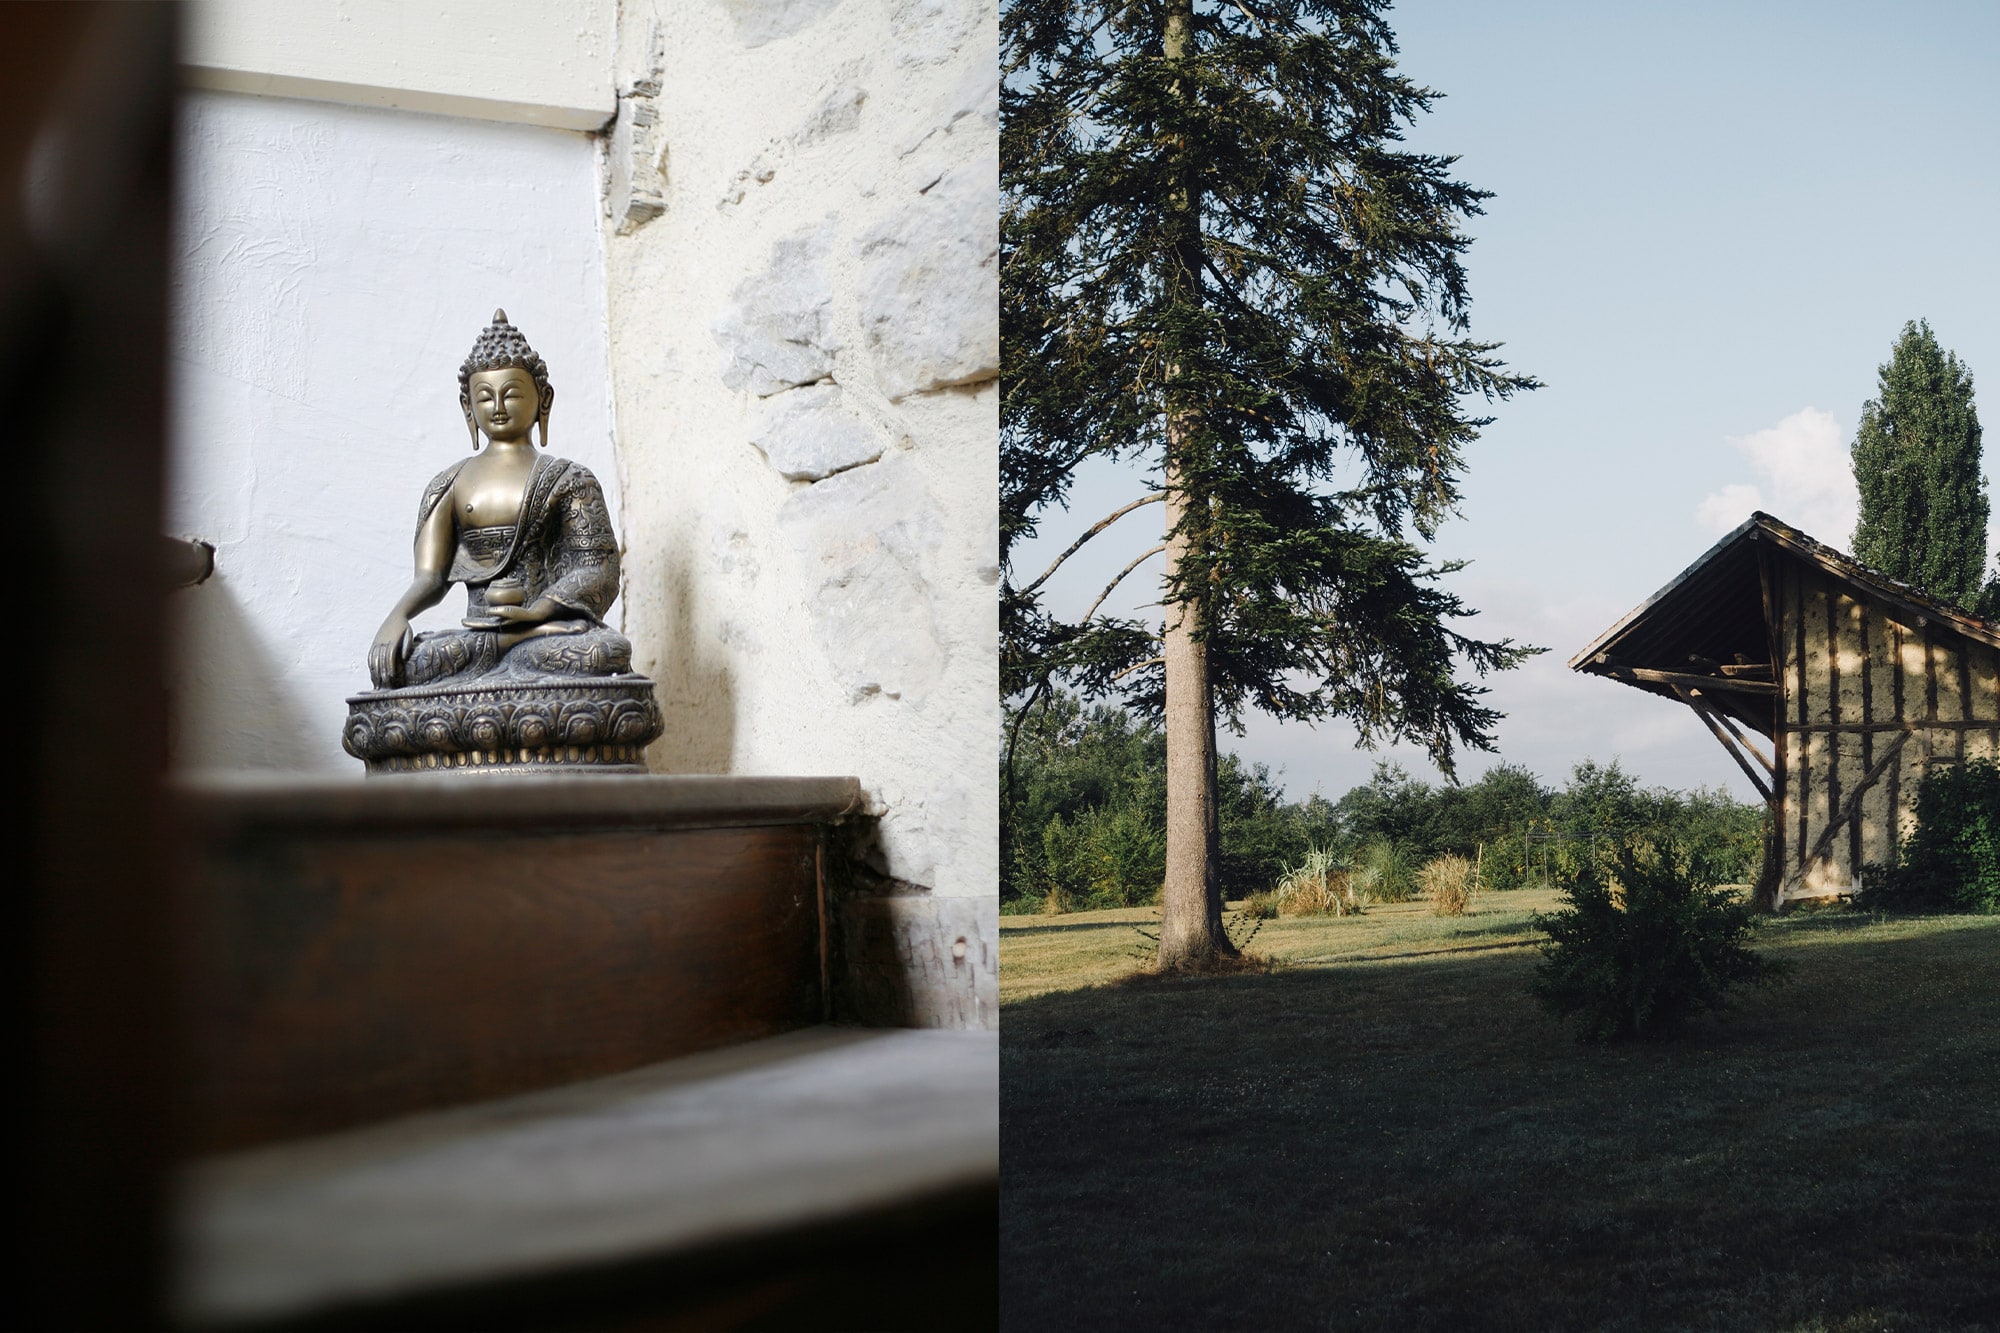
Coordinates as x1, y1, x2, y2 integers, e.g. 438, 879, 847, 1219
171, 775, 997, 1329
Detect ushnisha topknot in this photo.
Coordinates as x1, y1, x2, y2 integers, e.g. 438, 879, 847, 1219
458, 308, 554, 448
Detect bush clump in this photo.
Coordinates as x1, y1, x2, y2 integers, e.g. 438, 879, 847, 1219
1863, 759, 1999, 913
1274, 847, 1369, 917
1531, 841, 1788, 1042
1353, 838, 1416, 903
1419, 854, 1477, 916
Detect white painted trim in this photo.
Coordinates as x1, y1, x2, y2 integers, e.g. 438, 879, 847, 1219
181, 65, 613, 132
181, 0, 616, 133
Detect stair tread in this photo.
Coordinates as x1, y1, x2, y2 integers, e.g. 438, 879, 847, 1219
175, 772, 864, 833
175, 1026, 997, 1325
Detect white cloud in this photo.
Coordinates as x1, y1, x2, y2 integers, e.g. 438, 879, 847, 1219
1695, 407, 1858, 547
1694, 482, 1764, 535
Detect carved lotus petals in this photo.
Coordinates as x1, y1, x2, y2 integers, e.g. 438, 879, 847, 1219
561, 709, 601, 745
466, 710, 505, 749
344, 678, 663, 774
612, 705, 652, 743
512, 710, 554, 748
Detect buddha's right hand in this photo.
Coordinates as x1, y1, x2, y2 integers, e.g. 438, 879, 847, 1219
368, 618, 413, 689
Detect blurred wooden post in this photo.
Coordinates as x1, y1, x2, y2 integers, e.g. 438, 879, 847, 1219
0, 4, 179, 1326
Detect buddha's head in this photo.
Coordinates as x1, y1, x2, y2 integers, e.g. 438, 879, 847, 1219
458, 309, 554, 449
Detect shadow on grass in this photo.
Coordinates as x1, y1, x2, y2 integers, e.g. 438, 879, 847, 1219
1001, 918, 2000, 1332
998, 915, 1159, 937
1296, 937, 1543, 965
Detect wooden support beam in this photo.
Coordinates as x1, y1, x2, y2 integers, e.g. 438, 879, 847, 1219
1614, 666, 1779, 695
1802, 730, 1911, 870
1673, 685, 1772, 802
1706, 701, 1775, 774
1781, 719, 2000, 733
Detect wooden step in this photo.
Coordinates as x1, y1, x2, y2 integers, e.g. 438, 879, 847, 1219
178, 775, 862, 1153
174, 1027, 998, 1330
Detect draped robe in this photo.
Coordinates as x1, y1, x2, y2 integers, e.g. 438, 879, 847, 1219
401, 454, 633, 685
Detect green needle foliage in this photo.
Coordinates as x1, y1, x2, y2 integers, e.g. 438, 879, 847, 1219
1531, 842, 1788, 1043
1001, 0, 1539, 758
1849, 320, 1989, 608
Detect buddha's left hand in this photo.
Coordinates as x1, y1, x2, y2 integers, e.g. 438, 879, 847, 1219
489, 598, 565, 625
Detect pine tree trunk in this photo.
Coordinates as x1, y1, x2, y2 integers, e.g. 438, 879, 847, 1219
1154, 0, 1233, 971
1159, 446, 1233, 969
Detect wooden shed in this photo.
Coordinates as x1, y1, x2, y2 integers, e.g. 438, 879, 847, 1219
1571, 513, 2000, 908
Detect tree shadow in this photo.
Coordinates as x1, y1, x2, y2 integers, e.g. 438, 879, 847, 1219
1000, 921, 2000, 1331
996, 917, 1156, 937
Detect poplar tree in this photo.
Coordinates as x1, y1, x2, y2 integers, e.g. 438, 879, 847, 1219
1002, 0, 1537, 969
1850, 320, 1989, 608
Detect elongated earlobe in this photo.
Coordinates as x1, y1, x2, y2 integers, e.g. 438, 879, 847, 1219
462, 396, 477, 450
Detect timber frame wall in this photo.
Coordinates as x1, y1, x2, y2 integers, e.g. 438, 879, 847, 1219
1769, 555, 2000, 899
1573, 514, 2000, 908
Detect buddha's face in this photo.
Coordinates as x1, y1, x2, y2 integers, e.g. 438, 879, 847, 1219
468, 367, 541, 443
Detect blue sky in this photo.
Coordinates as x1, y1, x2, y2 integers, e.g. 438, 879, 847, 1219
1012, 0, 2000, 802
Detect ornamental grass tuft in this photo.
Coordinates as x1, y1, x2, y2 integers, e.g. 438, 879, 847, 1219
1419, 853, 1477, 916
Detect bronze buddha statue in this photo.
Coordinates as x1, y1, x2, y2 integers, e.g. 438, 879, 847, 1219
343, 311, 662, 774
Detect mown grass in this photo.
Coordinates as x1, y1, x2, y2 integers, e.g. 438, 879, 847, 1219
1000, 894, 2000, 1331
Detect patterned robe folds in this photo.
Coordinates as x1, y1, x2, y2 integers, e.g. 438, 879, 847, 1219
402, 455, 633, 686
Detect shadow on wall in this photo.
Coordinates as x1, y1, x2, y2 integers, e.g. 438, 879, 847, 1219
170, 576, 321, 771
825, 820, 998, 1031
646, 530, 737, 774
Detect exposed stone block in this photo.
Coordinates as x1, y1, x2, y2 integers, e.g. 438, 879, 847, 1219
711, 223, 839, 396
775, 457, 943, 702
607, 25, 668, 233
717, 0, 846, 48
890, 0, 986, 67
748, 384, 885, 481
858, 165, 997, 400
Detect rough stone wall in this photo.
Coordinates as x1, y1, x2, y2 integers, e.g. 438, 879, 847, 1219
602, 0, 998, 1023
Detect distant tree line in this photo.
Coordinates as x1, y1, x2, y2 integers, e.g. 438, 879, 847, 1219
1002, 691, 1765, 912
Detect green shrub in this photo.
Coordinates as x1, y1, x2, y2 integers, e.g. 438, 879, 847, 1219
1477, 831, 1529, 891
1239, 890, 1282, 920
1531, 841, 1788, 1042
1354, 838, 1415, 902
1036, 804, 1164, 912
1864, 759, 2000, 913
1420, 853, 1477, 916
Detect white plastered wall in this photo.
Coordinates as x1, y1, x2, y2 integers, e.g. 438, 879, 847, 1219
168, 93, 619, 773
601, 0, 999, 918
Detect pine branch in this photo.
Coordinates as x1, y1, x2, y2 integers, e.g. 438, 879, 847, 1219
1112, 656, 1166, 682
1016, 493, 1166, 595
1082, 544, 1169, 622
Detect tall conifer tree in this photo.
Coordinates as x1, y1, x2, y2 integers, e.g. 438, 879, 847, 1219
1849, 320, 1988, 608
1002, 0, 1537, 968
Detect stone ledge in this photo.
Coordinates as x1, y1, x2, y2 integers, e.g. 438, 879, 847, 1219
173, 773, 865, 835
175, 1027, 997, 1325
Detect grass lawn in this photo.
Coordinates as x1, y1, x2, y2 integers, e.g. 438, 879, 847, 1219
1001, 891, 2000, 1331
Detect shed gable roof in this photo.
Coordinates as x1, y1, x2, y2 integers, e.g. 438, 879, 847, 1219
1570, 513, 2000, 735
